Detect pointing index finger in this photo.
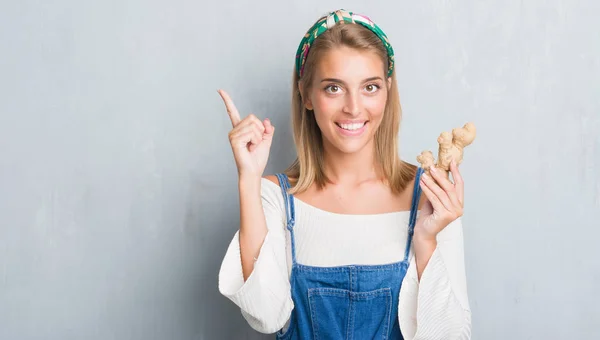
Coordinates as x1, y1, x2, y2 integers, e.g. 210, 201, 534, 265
217, 89, 242, 127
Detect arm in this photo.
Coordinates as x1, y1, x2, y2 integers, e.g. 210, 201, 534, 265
399, 162, 471, 339
238, 176, 268, 281
413, 234, 437, 281
399, 218, 472, 340
216, 89, 291, 333
218, 178, 293, 334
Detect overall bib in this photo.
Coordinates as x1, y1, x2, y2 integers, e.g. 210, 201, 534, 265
275, 167, 424, 340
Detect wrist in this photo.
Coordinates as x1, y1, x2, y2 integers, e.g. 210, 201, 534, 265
412, 233, 437, 281
238, 174, 261, 191
413, 230, 437, 245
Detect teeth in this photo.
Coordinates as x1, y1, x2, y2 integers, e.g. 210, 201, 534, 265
339, 122, 365, 131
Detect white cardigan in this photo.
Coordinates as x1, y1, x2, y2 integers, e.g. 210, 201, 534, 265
218, 178, 472, 339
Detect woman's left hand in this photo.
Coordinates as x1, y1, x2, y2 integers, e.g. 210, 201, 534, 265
415, 160, 464, 241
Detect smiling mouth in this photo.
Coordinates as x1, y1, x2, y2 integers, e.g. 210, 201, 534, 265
335, 121, 368, 131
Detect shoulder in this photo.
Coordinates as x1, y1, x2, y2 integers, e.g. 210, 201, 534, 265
260, 175, 289, 212
263, 175, 280, 187
263, 174, 299, 191
260, 175, 282, 199
258, 176, 291, 230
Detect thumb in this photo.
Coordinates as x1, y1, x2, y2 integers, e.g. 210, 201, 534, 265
263, 119, 275, 139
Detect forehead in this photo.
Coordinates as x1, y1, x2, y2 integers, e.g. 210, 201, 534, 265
313, 46, 386, 80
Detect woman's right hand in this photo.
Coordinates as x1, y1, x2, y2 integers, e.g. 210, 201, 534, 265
218, 89, 275, 179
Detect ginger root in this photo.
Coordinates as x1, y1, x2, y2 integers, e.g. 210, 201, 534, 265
417, 122, 476, 178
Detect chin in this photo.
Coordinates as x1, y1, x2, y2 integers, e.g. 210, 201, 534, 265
329, 135, 373, 154
337, 146, 369, 155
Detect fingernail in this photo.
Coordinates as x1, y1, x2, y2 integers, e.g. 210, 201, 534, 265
422, 173, 429, 180
430, 166, 436, 173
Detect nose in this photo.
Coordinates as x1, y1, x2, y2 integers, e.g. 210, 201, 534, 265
342, 92, 361, 116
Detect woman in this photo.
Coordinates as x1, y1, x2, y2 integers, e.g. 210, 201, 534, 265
218, 9, 471, 339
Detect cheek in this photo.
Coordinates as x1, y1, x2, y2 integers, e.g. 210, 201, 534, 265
365, 95, 387, 120
312, 95, 341, 125
313, 93, 340, 113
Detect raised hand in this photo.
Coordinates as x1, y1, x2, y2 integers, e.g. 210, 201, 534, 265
415, 160, 464, 240
218, 89, 275, 179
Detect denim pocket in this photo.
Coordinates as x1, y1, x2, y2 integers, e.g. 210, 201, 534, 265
308, 287, 392, 340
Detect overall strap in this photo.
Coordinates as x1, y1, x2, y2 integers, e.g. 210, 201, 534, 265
275, 173, 297, 265
403, 167, 425, 262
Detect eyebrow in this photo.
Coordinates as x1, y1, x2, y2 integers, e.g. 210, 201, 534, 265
320, 76, 384, 84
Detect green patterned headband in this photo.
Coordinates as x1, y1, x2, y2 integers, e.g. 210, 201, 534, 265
295, 9, 395, 78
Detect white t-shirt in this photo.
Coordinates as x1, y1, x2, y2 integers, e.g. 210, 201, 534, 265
218, 178, 472, 339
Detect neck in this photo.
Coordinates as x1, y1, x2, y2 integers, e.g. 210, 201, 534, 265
322, 139, 381, 185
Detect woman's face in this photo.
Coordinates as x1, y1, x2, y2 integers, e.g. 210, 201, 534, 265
303, 46, 391, 155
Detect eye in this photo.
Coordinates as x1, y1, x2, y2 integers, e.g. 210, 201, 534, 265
324, 84, 341, 94
365, 84, 380, 93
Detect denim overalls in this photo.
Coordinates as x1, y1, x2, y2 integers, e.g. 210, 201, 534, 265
274, 167, 424, 340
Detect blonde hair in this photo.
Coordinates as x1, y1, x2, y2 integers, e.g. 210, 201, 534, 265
285, 23, 416, 195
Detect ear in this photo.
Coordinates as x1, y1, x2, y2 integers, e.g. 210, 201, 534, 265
298, 80, 314, 110
386, 77, 392, 91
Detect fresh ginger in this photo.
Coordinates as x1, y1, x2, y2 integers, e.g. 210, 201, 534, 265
417, 122, 476, 178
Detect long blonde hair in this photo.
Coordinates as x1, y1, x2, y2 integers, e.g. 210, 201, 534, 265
285, 23, 416, 195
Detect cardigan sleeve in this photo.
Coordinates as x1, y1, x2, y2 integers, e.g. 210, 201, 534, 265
217, 178, 293, 334
398, 217, 472, 339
